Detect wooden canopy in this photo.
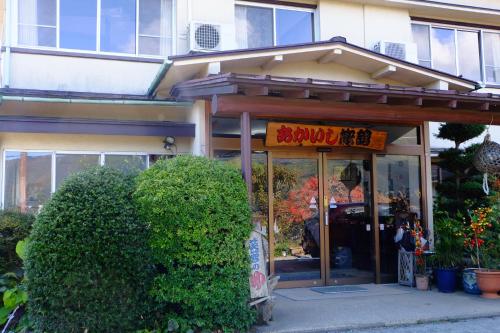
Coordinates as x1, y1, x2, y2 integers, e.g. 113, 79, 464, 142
171, 73, 500, 125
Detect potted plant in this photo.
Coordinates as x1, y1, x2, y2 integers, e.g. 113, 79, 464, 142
412, 221, 429, 290
465, 206, 500, 299
432, 216, 463, 293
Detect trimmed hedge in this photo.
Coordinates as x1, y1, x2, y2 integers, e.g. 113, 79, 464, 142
0, 211, 34, 273
134, 156, 255, 332
26, 167, 151, 333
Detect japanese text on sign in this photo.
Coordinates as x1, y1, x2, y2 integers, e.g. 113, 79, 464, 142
248, 231, 269, 299
265, 122, 387, 150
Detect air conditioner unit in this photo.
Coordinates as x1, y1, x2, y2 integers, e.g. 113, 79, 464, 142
189, 22, 222, 52
373, 41, 418, 63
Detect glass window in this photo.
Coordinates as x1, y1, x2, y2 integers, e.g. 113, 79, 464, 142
431, 27, 456, 74
376, 155, 422, 282
55, 154, 100, 189
457, 30, 481, 81
484, 32, 500, 83
60, 0, 97, 50
275, 9, 313, 46
104, 154, 147, 174
139, 0, 172, 56
4, 151, 52, 213
411, 24, 431, 68
100, 0, 137, 54
235, 5, 273, 49
18, 0, 57, 47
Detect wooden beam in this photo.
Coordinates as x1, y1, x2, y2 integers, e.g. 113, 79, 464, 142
243, 86, 269, 96
212, 95, 500, 125
281, 89, 310, 99
317, 48, 343, 64
177, 84, 238, 99
240, 112, 252, 199
317, 92, 350, 102
261, 55, 283, 70
386, 97, 423, 106
351, 94, 388, 104
371, 65, 397, 79
480, 102, 490, 111
426, 80, 449, 90
423, 99, 457, 109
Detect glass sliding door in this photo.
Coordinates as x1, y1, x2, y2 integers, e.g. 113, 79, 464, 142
271, 153, 323, 285
324, 157, 375, 285
376, 155, 422, 283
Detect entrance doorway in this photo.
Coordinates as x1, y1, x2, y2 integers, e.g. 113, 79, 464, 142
270, 152, 375, 287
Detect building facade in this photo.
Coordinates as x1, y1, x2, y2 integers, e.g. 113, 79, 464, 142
0, 0, 499, 287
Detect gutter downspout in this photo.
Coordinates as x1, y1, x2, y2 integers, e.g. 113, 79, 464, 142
0, 95, 191, 107
146, 60, 173, 97
3, 0, 12, 88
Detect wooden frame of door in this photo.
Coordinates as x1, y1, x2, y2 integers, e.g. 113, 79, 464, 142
269, 150, 326, 288
209, 117, 429, 288
322, 152, 376, 286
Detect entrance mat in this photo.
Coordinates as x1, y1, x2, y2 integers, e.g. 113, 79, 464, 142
311, 285, 368, 294
273, 284, 411, 301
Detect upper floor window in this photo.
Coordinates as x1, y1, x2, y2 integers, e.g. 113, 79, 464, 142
17, 0, 173, 57
411, 22, 500, 84
235, 2, 314, 49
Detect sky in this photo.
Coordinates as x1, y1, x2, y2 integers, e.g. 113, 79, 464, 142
429, 122, 500, 149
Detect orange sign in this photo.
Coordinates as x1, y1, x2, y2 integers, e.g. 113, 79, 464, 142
265, 122, 387, 150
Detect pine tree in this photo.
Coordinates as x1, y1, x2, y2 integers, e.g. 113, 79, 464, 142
435, 123, 489, 216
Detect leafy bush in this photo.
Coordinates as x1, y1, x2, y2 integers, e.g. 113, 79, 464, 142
134, 156, 255, 332
432, 215, 464, 269
0, 239, 30, 330
0, 211, 34, 273
26, 167, 151, 333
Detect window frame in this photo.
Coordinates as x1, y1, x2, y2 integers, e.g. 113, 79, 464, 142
235, 0, 316, 48
13, 0, 176, 59
411, 20, 500, 84
1, 149, 161, 209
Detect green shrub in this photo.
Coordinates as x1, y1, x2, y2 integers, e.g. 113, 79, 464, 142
134, 156, 255, 332
0, 211, 34, 273
26, 167, 151, 333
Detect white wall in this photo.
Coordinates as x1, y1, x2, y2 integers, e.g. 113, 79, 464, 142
318, 0, 413, 48
8, 53, 161, 95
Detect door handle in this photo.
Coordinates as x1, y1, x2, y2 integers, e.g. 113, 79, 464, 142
324, 195, 329, 226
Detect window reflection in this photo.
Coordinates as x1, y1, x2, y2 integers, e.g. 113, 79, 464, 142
55, 154, 100, 189
100, 0, 136, 54
457, 30, 481, 81
377, 155, 422, 282
104, 155, 147, 174
235, 5, 273, 49
275, 9, 313, 46
411, 24, 431, 68
431, 27, 456, 74
60, 0, 97, 50
235, 5, 313, 49
484, 32, 500, 83
4, 152, 52, 213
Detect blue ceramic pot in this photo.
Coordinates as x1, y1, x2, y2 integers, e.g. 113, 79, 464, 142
436, 268, 457, 293
462, 268, 481, 295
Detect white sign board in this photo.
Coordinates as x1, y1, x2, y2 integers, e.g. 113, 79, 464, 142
248, 230, 269, 299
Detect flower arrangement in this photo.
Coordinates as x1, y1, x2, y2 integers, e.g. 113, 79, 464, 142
463, 207, 494, 269
411, 220, 426, 275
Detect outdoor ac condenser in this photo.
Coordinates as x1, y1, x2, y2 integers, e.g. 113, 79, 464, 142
189, 22, 223, 52
373, 41, 418, 64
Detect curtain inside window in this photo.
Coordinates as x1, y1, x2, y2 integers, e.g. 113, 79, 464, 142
235, 5, 273, 49
18, 0, 38, 46
484, 32, 500, 83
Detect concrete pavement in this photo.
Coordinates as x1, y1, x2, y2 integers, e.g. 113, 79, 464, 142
254, 284, 500, 333
341, 316, 500, 333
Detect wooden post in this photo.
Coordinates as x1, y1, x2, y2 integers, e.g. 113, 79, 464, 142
19, 152, 27, 213
241, 112, 252, 199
